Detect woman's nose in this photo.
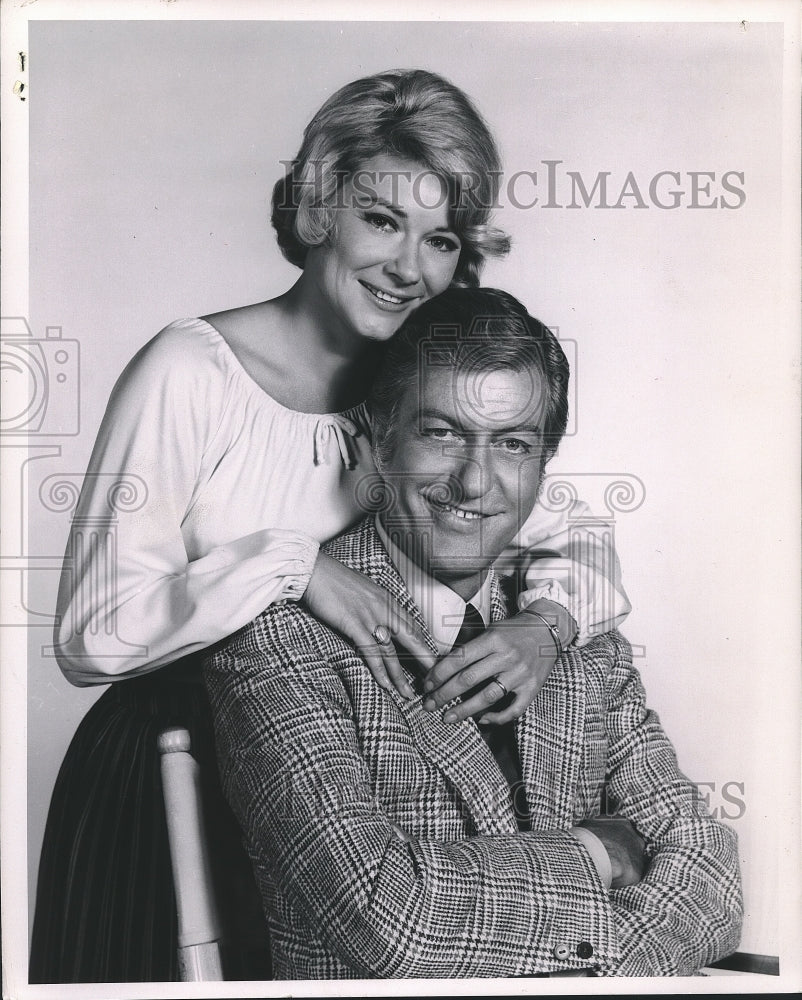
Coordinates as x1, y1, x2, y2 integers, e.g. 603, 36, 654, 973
386, 238, 421, 285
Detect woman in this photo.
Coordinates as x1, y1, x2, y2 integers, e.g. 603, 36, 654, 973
30, 69, 629, 983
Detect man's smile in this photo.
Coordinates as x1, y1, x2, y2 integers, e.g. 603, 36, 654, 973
425, 494, 493, 524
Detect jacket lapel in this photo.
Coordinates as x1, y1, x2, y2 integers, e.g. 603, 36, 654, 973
491, 575, 587, 830
517, 645, 586, 829
489, 567, 586, 828
340, 520, 518, 834
333, 519, 585, 834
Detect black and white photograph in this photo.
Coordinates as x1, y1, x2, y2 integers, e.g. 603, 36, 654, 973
1, 1, 800, 996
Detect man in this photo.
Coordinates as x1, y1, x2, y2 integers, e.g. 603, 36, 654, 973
205, 288, 742, 978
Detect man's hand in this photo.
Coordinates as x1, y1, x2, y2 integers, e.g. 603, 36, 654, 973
577, 817, 649, 889
422, 599, 575, 724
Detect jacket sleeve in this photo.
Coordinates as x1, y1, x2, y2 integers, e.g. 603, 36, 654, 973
503, 498, 631, 647
598, 631, 743, 975
205, 612, 622, 979
54, 326, 319, 685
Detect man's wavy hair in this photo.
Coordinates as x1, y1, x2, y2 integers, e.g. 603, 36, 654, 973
370, 287, 570, 470
271, 69, 510, 287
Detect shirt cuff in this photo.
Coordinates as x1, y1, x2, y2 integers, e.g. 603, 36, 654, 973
518, 583, 583, 643
518, 579, 630, 649
217, 528, 320, 603
276, 535, 320, 602
570, 826, 613, 890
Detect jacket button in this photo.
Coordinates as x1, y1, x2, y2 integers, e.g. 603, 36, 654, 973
577, 941, 594, 959
552, 944, 571, 960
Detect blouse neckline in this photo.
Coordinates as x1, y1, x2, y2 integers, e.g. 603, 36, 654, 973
193, 316, 369, 421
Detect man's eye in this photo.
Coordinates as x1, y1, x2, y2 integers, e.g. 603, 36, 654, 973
499, 438, 530, 454
364, 212, 397, 232
424, 427, 459, 440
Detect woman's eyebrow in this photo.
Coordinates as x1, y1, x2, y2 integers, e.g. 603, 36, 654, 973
369, 196, 455, 234
371, 196, 404, 216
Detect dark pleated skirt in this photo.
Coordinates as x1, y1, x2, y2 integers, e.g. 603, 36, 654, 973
29, 659, 271, 984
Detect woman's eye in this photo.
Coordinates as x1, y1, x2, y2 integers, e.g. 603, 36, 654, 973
364, 212, 397, 232
426, 235, 460, 254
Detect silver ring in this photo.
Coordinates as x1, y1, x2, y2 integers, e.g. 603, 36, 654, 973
492, 676, 509, 699
372, 625, 392, 646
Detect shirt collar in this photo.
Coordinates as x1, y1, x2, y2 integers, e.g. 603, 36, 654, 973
375, 516, 492, 657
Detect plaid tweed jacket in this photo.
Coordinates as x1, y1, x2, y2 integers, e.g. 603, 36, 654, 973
205, 517, 742, 979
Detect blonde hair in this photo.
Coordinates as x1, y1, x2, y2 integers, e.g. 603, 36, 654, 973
271, 69, 510, 287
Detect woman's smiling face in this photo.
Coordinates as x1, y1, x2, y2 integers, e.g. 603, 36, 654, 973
304, 154, 462, 343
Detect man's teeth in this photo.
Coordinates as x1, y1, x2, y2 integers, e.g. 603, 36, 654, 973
436, 502, 483, 520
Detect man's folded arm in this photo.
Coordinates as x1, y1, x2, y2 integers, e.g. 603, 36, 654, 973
207, 638, 620, 978
597, 630, 743, 976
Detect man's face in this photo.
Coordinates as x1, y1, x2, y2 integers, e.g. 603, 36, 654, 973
379, 362, 548, 600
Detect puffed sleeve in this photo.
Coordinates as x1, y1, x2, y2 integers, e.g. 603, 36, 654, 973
502, 497, 631, 647
54, 325, 319, 685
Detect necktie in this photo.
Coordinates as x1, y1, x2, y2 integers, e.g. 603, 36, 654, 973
453, 604, 530, 831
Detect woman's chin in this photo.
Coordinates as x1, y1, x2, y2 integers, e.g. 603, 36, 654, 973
352, 316, 405, 343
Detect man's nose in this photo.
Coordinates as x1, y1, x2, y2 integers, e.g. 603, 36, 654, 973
449, 444, 487, 500
386, 237, 421, 285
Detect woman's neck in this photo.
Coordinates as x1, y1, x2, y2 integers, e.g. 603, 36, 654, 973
268, 278, 384, 412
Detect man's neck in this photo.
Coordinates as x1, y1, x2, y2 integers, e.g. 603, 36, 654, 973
375, 516, 490, 600
435, 570, 490, 604
375, 517, 492, 656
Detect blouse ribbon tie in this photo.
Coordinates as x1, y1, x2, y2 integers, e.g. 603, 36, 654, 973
313, 414, 360, 469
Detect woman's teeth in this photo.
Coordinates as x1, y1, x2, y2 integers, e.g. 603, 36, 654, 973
366, 284, 404, 304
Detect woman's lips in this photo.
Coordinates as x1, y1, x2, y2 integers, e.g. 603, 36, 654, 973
360, 280, 417, 310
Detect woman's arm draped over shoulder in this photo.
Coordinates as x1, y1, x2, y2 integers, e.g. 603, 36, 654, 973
504, 497, 631, 646
54, 324, 319, 685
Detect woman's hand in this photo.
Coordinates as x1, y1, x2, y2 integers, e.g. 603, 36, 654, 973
303, 551, 437, 698
421, 601, 575, 725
